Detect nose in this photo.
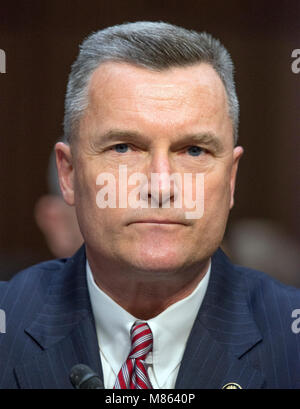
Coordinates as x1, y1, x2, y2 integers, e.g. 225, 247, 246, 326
139, 150, 180, 208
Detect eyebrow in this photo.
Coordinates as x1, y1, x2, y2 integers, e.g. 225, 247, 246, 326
173, 132, 225, 153
93, 129, 225, 153
93, 130, 148, 146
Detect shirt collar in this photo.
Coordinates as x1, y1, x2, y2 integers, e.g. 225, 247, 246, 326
86, 260, 210, 388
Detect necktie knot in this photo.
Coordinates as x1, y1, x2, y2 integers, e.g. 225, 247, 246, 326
129, 322, 153, 360
114, 321, 153, 389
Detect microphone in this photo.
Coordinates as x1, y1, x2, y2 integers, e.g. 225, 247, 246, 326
70, 364, 104, 389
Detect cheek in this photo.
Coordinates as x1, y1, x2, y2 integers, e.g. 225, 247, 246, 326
189, 171, 232, 252
73, 164, 102, 232
203, 171, 232, 218
74, 165, 124, 235
74, 170, 96, 211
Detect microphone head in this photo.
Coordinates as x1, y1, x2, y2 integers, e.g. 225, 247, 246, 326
70, 364, 104, 389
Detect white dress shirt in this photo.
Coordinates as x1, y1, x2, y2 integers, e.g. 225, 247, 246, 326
86, 260, 211, 389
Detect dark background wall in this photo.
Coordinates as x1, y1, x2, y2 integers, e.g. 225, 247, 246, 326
0, 0, 299, 283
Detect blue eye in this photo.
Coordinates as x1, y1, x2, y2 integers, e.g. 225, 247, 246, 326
187, 146, 203, 157
113, 143, 129, 153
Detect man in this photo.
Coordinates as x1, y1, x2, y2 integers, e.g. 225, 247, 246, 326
0, 21, 300, 389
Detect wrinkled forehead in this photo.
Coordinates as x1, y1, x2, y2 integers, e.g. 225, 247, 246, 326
78, 61, 233, 146
88, 61, 228, 108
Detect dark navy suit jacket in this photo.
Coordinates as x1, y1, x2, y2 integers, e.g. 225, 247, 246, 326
1, 245, 300, 389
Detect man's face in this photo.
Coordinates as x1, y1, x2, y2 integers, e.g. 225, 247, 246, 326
57, 62, 243, 274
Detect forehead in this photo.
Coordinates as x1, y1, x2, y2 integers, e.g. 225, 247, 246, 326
89, 61, 227, 103
81, 61, 232, 141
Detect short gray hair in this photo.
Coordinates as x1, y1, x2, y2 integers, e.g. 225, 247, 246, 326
64, 21, 239, 145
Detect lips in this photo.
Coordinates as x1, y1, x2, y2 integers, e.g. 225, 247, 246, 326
129, 219, 186, 225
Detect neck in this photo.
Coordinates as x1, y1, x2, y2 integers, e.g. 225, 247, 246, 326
86, 249, 210, 320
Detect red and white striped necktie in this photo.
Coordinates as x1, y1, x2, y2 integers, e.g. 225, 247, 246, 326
114, 322, 153, 389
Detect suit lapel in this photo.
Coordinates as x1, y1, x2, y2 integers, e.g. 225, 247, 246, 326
176, 248, 264, 389
14, 246, 264, 389
14, 246, 103, 389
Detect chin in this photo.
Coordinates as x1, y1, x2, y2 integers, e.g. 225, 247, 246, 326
134, 259, 184, 274
126, 245, 187, 273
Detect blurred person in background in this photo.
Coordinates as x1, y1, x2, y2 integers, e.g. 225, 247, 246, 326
0, 151, 83, 280
34, 150, 83, 258
224, 218, 300, 287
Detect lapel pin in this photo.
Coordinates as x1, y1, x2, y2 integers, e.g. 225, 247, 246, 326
222, 382, 242, 389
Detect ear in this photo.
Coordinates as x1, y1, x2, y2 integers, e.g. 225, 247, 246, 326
54, 142, 75, 206
229, 146, 244, 209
